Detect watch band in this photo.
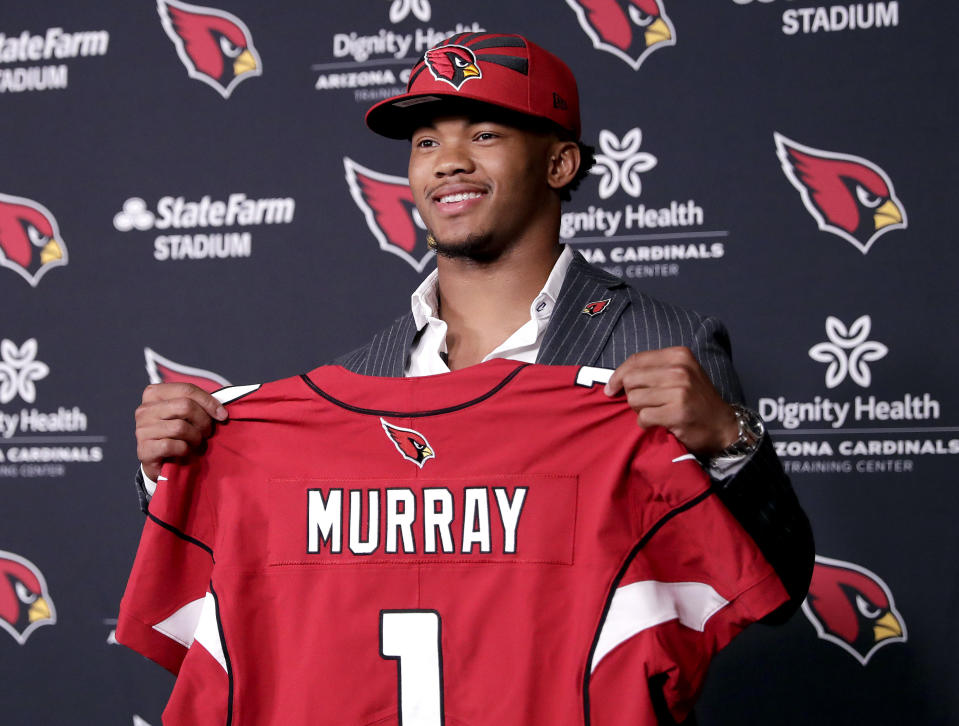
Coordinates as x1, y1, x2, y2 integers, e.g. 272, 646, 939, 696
715, 404, 765, 459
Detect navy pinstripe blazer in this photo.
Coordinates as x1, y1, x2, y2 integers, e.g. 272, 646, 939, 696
335, 252, 814, 617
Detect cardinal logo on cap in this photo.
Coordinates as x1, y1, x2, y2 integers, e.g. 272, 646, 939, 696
424, 44, 482, 89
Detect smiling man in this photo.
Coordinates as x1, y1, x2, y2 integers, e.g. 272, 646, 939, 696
135, 32, 812, 629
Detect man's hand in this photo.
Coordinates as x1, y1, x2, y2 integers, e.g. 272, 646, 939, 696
135, 383, 227, 481
604, 347, 739, 457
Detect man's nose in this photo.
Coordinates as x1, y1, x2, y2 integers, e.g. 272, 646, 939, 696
433, 141, 475, 177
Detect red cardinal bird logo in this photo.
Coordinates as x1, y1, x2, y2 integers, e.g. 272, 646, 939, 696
157, 0, 262, 98
802, 555, 907, 665
424, 44, 482, 89
0, 551, 56, 645
344, 157, 433, 273
144, 347, 231, 393
381, 418, 435, 467
582, 298, 611, 317
775, 132, 907, 254
0, 193, 68, 287
565, 0, 675, 70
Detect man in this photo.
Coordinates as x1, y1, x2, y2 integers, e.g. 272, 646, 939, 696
134, 33, 812, 619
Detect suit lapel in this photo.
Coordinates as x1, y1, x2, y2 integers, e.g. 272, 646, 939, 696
363, 314, 418, 377
537, 253, 630, 366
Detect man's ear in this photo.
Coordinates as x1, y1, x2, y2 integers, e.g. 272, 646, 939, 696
546, 140, 581, 190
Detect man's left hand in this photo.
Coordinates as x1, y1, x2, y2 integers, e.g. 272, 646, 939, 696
604, 346, 739, 457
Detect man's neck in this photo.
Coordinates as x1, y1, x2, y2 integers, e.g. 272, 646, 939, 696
436, 241, 563, 370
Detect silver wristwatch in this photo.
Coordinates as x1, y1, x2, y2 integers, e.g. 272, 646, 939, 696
715, 404, 765, 458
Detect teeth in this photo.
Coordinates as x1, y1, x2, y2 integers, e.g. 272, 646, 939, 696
438, 192, 482, 204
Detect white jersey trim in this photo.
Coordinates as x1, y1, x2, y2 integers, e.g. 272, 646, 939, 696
213, 383, 261, 404
151, 596, 205, 648
194, 591, 228, 672
591, 580, 729, 672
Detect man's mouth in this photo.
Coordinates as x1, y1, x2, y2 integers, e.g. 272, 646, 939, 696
437, 191, 484, 204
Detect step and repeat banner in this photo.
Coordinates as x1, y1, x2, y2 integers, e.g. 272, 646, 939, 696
1, 1, 956, 723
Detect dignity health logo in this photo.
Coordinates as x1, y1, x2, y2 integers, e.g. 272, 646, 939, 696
0, 339, 49, 404
0, 338, 103, 478
591, 128, 658, 200
808, 315, 888, 389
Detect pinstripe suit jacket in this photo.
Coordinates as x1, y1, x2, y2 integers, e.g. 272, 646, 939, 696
335, 252, 814, 617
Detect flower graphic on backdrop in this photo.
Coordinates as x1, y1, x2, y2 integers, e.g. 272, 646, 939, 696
808, 316, 888, 389
0, 338, 49, 404
590, 128, 658, 199
389, 0, 430, 23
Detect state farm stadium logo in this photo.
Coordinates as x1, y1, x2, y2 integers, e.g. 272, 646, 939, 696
344, 157, 433, 273
733, 0, 900, 37
775, 132, 907, 254
112, 192, 295, 262
562, 127, 723, 283
156, 0, 261, 99
757, 315, 954, 476
0, 550, 56, 645
0, 193, 68, 287
565, 0, 675, 71
0, 25, 109, 94
802, 555, 906, 665
0, 338, 104, 479
311, 1, 483, 105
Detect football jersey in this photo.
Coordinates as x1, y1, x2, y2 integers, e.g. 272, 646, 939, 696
117, 359, 786, 726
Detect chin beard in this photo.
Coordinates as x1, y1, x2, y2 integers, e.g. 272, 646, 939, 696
431, 232, 506, 263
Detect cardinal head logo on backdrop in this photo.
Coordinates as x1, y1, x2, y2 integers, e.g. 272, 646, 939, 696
157, 0, 262, 98
565, 0, 675, 70
775, 133, 907, 254
344, 158, 433, 273
0, 551, 56, 645
0, 194, 68, 287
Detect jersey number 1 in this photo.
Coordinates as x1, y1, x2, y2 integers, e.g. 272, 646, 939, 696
380, 610, 445, 726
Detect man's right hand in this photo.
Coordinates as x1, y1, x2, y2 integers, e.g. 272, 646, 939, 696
135, 383, 228, 481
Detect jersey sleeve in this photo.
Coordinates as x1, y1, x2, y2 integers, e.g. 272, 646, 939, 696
116, 454, 218, 674
588, 426, 789, 725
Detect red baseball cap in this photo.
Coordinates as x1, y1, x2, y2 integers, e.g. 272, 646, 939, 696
366, 33, 581, 140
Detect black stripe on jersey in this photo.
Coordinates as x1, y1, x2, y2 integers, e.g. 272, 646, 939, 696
209, 582, 235, 726
299, 363, 529, 418
146, 511, 214, 559
581, 485, 718, 725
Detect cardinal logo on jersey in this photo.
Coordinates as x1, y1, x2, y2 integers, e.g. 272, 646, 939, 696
344, 157, 433, 273
157, 0, 262, 98
144, 347, 231, 393
0, 193, 68, 287
801, 555, 907, 665
775, 133, 907, 254
0, 551, 56, 645
381, 418, 435, 467
582, 299, 611, 317
565, 0, 675, 71
424, 44, 482, 89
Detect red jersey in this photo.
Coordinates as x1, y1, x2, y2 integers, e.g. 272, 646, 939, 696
117, 359, 785, 725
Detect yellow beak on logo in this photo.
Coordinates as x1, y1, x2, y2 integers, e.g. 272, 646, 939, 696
234, 49, 257, 76
29, 597, 51, 623
40, 240, 63, 265
873, 610, 903, 642
645, 18, 672, 47
873, 199, 903, 230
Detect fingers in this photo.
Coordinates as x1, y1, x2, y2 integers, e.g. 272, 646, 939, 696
135, 383, 226, 477
605, 347, 701, 397
141, 383, 227, 422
